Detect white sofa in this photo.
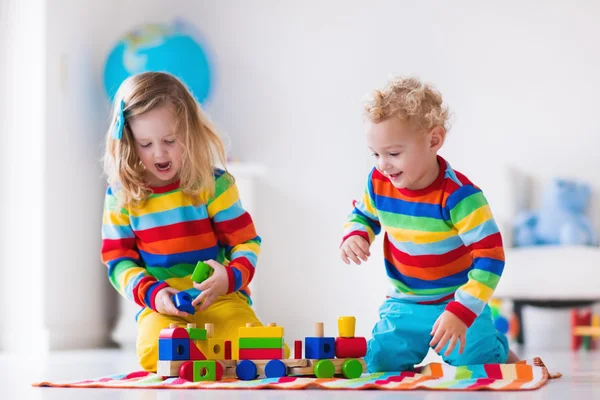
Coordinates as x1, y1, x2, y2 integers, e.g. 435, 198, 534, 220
490, 168, 600, 346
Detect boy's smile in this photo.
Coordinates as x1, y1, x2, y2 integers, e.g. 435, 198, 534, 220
366, 116, 445, 191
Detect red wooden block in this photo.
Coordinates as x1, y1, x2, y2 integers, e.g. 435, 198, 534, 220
190, 340, 207, 360
159, 327, 189, 339
239, 348, 284, 360
294, 340, 302, 359
571, 310, 582, 351
224, 340, 232, 360
179, 361, 194, 381
215, 361, 224, 381
335, 337, 367, 358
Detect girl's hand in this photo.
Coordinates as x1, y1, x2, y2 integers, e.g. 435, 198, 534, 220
154, 287, 192, 318
340, 236, 371, 265
192, 260, 229, 312
430, 311, 467, 356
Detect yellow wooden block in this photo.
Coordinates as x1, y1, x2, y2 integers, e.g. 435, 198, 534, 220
239, 326, 284, 338
197, 338, 225, 360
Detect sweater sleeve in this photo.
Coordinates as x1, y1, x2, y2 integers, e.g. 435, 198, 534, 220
101, 187, 167, 311
342, 169, 381, 245
444, 184, 505, 327
207, 171, 261, 294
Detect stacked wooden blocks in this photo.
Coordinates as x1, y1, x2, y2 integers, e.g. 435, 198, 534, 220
157, 322, 230, 382
236, 323, 287, 380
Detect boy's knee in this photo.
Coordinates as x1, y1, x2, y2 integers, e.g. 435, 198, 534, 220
365, 334, 415, 373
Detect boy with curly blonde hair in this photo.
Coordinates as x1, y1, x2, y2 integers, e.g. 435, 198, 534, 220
341, 76, 518, 372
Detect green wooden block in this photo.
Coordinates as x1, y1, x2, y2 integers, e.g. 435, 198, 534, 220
193, 360, 216, 382
187, 327, 207, 341
583, 336, 591, 351
192, 261, 212, 283
239, 337, 284, 349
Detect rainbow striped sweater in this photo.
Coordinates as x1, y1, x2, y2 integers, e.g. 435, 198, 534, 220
101, 169, 260, 312
343, 156, 505, 327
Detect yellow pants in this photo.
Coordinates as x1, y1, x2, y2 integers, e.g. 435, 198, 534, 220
137, 291, 289, 372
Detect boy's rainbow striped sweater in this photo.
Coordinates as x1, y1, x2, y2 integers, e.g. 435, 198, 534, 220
343, 156, 505, 327
101, 169, 260, 312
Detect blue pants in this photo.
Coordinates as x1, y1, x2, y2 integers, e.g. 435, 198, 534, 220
366, 297, 509, 372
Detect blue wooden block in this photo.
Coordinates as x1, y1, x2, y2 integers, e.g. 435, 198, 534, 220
159, 338, 190, 361
236, 360, 257, 381
172, 292, 195, 315
304, 337, 335, 359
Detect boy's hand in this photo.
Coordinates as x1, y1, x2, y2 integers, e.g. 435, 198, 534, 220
340, 236, 371, 265
430, 311, 467, 356
154, 287, 192, 318
192, 260, 229, 312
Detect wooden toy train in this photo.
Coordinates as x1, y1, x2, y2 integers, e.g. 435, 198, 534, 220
157, 316, 367, 382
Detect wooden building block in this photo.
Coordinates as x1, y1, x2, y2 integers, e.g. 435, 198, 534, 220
294, 340, 302, 359
197, 338, 225, 360
185, 323, 207, 341
179, 361, 194, 381
305, 337, 335, 359
239, 337, 284, 349
335, 337, 367, 358
192, 360, 224, 382
239, 325, 284, 338
224, 340, 232, 360
191, 261, 212, 283
159, 323, 189, 339
337, 316, 356, 338
239, 348, 284, 360
157, 360, 186, 377
158, 338, 190, 361
172, 292, 195, 314
189, 340, 207, 360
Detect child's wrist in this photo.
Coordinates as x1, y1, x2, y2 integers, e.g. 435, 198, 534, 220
445, 301, 476, 328
145, 281, 169, 311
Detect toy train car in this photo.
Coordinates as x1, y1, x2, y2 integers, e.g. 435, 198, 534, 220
157, 316, 367, 382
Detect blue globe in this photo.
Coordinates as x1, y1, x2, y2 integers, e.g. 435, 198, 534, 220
103, 19, 213, 104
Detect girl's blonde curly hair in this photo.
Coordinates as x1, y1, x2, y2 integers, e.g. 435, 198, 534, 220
103, 72, 227, 207
364, 76, 450, 131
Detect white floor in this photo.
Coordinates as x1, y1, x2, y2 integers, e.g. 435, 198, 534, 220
3, 347, 599, 399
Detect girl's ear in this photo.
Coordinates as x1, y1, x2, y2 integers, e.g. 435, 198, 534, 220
428, 126, 446, 151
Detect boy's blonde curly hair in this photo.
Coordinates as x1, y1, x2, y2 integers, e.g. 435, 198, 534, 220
103, 72, 228, 207
364, 76, 450, 131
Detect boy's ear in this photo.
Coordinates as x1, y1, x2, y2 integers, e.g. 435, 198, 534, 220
428, 126, 446, 151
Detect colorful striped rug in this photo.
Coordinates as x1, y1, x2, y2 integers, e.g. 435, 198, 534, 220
33, 358, 559, 391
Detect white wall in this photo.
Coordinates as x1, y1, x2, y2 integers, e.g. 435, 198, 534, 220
42, 0, 122, 350
0, 0, 48, 352
3, 0, 599, 352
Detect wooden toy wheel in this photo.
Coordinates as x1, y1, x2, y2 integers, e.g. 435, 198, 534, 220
236, 360, 257, 381
313, 359, 335, 378
342, 358, 363, 379
265, 359, 288, 378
